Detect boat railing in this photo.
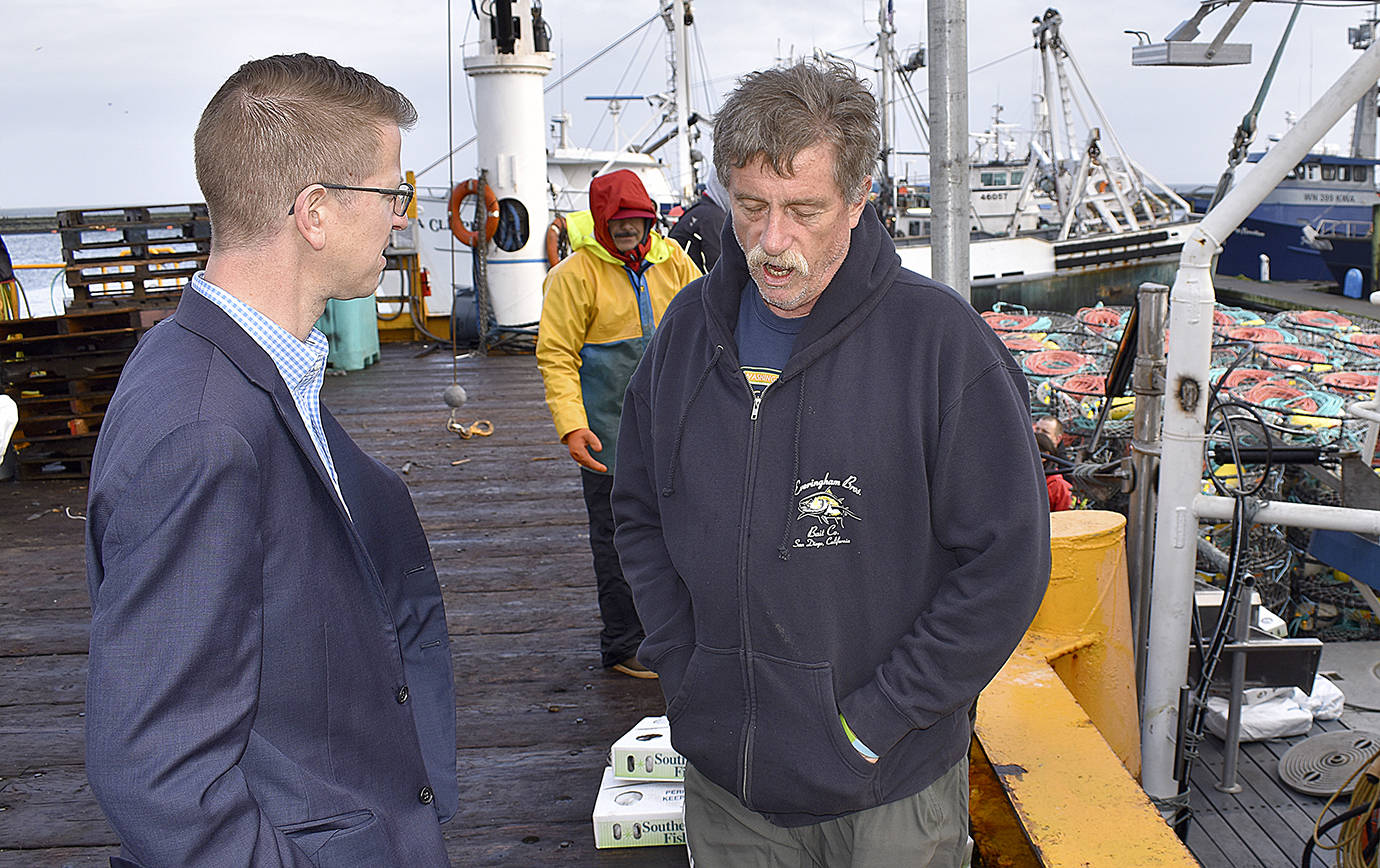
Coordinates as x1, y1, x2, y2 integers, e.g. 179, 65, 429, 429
1314, 217, 1373, 238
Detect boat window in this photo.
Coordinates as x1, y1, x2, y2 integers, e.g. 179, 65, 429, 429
1306, 163, 1320, 180
1011, 171, 1024, 185
1322, 165, 1338, 181
1292, 164, 1306, 180
1355, 166, 1368, 183
980, 172, 1006, 187
1339, 166, 1352, 181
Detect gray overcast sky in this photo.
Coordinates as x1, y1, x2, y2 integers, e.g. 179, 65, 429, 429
3, 0, 1377, 211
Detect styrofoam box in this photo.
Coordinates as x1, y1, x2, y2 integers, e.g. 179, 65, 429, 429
610, 715, 685, 780
592, 766, 686, 849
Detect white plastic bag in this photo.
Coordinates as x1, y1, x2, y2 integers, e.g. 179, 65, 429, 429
1294, 674, 1346, 721
1205, 694, 1313, 741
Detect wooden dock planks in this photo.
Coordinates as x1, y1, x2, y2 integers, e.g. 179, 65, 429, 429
0, 345, 685, 866
5, 339, 1368, 867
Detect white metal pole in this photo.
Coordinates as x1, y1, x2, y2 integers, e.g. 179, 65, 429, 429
927, 0, 969, 299
1140, 34, 1380, 806
1194, 495, 1380, 531
671, 0, 694, 202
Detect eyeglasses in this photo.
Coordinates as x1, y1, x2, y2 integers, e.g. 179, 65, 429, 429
288, 181, 414, 216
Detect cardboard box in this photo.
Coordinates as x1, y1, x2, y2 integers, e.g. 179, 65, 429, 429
610, 715, 685, 780
591, 766, 686, 849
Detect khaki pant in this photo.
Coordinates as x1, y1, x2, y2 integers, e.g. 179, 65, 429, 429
683, 758, 969, 868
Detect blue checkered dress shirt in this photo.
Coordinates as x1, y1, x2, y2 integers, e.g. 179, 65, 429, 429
190, 272, 347, 511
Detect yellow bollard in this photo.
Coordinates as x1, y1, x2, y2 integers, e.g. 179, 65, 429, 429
1036, 510, 1140, 775
970, 510, 1195, 867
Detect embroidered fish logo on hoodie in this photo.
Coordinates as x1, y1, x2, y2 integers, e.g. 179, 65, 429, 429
796, 489, 860, 530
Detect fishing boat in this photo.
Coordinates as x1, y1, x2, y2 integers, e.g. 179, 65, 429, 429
878, 7, 1200, 312
1184, 147, 1380, 283
1182, 14, 1380, 285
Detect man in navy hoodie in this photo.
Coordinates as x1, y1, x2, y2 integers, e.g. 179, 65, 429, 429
611, 59, 1050, 866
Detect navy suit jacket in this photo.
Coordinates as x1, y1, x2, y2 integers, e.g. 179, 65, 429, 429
85, 289, 457, 867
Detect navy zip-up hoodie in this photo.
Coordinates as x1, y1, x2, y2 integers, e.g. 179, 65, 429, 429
611, 205, 1051, 826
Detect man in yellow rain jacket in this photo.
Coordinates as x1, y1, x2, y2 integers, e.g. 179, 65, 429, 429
537, 169, 701, 678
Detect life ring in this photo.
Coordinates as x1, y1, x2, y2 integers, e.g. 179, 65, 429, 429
545, 215, 568, 267
448, 179, 499, 247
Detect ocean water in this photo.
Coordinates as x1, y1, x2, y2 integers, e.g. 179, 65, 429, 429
3, 231, 68, 318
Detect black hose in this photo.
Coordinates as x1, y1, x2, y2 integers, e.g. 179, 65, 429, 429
1301, 803, 1373, 868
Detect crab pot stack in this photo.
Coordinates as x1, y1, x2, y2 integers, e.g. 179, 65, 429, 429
1, 307, 150, 479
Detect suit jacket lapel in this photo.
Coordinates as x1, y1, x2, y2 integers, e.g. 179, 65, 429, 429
172, 287, 356, 528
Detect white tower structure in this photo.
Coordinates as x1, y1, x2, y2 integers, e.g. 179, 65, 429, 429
463, 0, 554, 330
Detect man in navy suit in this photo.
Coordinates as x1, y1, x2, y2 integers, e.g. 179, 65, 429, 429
84, 54, 456, 867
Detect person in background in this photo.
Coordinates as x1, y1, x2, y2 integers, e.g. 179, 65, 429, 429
84, 54, 456, 867
1036, 430, 1072, 512
1034, 414, 1072, 511
536, 168, 701, 679
612, 60, 1049, 867
1033, 413, 1064, 451
667, 169, 730, 272
0, 236, 21, 320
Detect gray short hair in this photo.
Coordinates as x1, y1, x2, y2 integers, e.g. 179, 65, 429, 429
194, 54, 417, 249
713, 59, 878, 203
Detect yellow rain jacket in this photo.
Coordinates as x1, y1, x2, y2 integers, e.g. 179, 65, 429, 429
536, 209, 701, 474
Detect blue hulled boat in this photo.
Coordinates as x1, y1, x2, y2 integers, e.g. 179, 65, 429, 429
1186, 151, 1380, 284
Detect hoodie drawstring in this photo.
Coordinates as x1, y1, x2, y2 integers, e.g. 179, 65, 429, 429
661, 345, 723, 497
777, 371, 807, 561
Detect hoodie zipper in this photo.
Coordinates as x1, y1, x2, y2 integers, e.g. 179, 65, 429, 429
736, 372, 767, 807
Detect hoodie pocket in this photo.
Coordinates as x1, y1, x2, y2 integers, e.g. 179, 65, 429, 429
665, 645, 745, 795
744, 655, 880, 815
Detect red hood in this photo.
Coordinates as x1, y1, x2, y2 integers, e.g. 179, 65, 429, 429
590, 169, 656, 266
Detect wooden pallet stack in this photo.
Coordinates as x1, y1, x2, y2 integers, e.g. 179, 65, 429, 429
1, 307, 148, 479
0, 204, 211, 479
59, 204, 210, 310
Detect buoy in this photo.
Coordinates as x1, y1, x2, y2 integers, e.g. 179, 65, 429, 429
443, 383, 468, 408
448, 179, 499, 247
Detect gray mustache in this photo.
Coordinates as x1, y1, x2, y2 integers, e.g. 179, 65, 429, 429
745, 244, 809, 276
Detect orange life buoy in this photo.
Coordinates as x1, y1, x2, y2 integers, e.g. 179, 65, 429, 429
448, 179, 499, 247
545, 215, 567, 267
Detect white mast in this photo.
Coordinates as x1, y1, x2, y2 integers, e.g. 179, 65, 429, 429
877, 0, 896, 216
463, 0, 554, 329
665, 0, 695, 202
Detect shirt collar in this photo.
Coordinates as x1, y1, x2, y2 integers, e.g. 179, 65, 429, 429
190, 271, 329, 393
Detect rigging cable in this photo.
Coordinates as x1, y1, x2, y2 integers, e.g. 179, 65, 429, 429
1169, 393, 1278, 839
1208, 0, 1305, 211
691, 24, 717, 118
448, 0, 459, 371
587, 15, 662, 149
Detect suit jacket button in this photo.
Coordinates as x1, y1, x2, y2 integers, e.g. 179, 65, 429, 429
396, 684, 409, 704
419, 785, 435, 805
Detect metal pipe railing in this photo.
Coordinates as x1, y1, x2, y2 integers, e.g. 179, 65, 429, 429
1140, 33, 1380, 807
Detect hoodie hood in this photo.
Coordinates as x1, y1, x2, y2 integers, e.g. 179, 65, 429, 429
591, 169, 657, 267
704, 203, 903, 377
703, 169, 731, 213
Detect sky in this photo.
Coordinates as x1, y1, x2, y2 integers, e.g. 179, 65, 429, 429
4, 0, 1380, 211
